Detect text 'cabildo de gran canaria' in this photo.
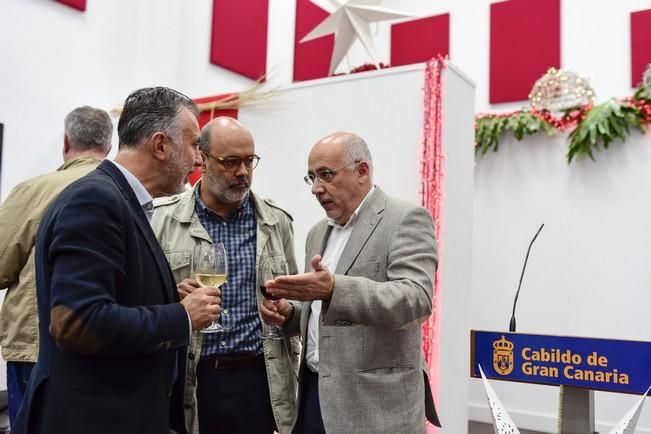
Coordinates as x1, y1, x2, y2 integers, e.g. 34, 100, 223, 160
493, 336, 630, 384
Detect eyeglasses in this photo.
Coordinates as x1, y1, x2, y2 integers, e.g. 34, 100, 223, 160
304, 161, 358, 185
203, 153, 260, 171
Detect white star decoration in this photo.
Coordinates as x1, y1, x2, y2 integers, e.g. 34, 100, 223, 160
477, 366, 649, 434
607, 385, 650, 434
300, 0, 413, 75
478, 365, 521, 434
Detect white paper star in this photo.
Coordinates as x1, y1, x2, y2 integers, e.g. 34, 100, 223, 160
478, 365, 521, 434
608, 386, 650, 434
300, 0, 413, 75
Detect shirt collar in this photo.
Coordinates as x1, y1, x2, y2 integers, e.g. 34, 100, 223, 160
327, 185, 376, 229
108, 160, 153, 207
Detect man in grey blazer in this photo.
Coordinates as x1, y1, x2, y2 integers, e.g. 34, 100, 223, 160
262, 132, 441, 433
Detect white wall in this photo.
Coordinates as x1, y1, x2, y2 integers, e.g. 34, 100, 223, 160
3, 0, 651, 191
2, 0, 651, 429
436, 63, 476, 434
472, 130, 651, 432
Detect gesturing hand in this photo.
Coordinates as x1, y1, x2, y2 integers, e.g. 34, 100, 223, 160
266, 255, 334, 301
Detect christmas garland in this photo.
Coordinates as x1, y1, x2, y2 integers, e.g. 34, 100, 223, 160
332, 62, 391, 76
475, 87, 651, 163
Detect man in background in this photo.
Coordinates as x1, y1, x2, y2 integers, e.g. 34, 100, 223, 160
0, 106, 112, 428
12, 87, 221, 434
263, 132, 441, 433
152, 117, 299, 434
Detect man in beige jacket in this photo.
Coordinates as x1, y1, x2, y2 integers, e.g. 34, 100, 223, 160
151, 117, 299, 434
0, 105, 112, 427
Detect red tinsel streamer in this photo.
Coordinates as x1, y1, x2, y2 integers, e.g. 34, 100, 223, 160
421, 56, 447, 433
475, 106, 591, 130
475, 96, 651, 133
627, 98, 651, 123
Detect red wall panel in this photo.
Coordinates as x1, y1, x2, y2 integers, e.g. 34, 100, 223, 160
55, 0, 86, 11
391, 14, 450, 67
631, 9, 651, 87
210, 0, 269, 80
490, 0, 561, 104
293, 0, 334, 82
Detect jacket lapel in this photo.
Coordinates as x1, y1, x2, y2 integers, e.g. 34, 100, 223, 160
98, 161, 177, 303
300, 221, 332, 337
314, 223, 332, 258
173, 182, 212, 244
252, 193, 277, 268
335, 188, 385, 275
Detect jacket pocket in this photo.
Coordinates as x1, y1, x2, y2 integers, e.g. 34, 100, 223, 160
165, 250, 191, 283
361, 328, 416, 371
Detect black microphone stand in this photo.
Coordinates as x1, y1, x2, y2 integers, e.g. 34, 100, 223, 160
508, 223, 544, 332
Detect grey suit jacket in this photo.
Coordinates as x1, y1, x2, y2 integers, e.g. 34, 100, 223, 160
290, 187, 440, 434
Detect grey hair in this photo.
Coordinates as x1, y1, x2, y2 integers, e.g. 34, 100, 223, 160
343, 134, 373, 170
64, 106, 113, 152
117, 86, 198, 149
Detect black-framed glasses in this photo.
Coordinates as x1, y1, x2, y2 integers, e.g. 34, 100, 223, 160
203, 153, 260, 171
304, 161, 358, 185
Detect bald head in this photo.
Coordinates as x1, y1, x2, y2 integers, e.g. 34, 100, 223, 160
307, 131, 373, 225
199, 117, 254, 155
311, 132, 373, 175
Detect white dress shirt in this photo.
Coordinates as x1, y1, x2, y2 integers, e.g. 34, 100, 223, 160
109, 160, 154, 220
305, 186, 375, 373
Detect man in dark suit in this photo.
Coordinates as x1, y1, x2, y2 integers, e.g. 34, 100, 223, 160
13, 87, 221, 434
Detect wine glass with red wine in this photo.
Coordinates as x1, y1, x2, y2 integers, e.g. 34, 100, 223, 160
260, 257, 287, 340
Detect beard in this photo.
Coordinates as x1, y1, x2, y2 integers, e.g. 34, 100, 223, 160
159, 176, 187, 196
158, 146, 192, 196
203, 166, 251, 205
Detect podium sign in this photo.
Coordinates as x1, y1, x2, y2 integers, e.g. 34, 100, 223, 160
471, 330, 651, 395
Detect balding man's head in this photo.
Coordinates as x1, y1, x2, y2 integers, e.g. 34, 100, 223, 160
199, 117, 257, 209
307, 132, 373, 225
311, 132, 373, 172
199, 117, 253, 155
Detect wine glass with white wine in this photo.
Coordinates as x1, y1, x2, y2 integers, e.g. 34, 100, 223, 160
192, 243, 228, 333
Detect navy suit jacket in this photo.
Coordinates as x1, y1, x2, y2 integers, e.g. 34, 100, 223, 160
14, 160, 190, 434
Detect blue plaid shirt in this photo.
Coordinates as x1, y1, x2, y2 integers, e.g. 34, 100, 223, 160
194, 187, 261, 356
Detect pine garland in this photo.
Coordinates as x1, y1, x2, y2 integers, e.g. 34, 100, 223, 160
475, 87, 651, 163
566, 99, 644, 162
475, 110, 555, 156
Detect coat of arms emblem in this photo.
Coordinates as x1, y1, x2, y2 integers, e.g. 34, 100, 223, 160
493, 335, 515, 375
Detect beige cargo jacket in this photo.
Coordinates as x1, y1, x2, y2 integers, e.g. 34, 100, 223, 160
151, 183, 300, 434
0, 157, 101, 362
